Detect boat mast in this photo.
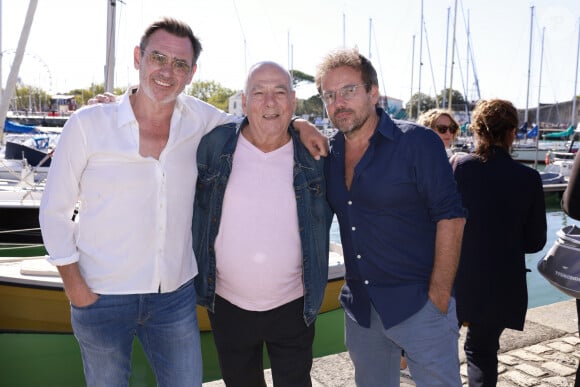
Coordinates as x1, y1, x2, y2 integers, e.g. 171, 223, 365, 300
368, 18, 372, 60
416, 0, 424, 118
534, 27, 545, 170
342, 13, 346, 47
410, 35, 415, 108
536, 27, 545, 132
0, 0, 38, 146
233, 0, 247, 80
572, 18, 580, 127
465, 10, 470, 118
442, 7, 450, 108
525, 6, 534, 126
447, 0, 457, 110
104, 0, 116, 93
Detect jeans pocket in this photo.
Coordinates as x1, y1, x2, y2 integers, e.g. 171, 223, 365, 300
71, 294, 102, 310
426, 298, 447, 317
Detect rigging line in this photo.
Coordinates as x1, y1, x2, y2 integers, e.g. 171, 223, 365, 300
0, 244, 43, 252
459, 0, 480, 101
0, 227, 41, 234
422, 19, 438, 107
468, 43, 480, 100
525, 10, 544, 109
371, 21, 387, 102
232, 0, 247, 76
452, 37, 469, 104
456, 1, 475, 102
417, 0, 425, 117
535, 17, 563, 116
530, 10, 565, 114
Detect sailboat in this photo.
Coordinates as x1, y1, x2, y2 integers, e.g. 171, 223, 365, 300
0, 1, 45, 247
0, 0, 121, 246
543, 124, 577, 140
511, 8, 578, 165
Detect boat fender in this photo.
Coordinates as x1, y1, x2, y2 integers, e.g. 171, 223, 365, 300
545, 151, 551, 165
538, 225, 580, 298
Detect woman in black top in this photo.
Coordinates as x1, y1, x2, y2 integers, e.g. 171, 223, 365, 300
454, 99, 547, 386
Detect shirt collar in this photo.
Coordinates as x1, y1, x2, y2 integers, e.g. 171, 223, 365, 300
117, 87, 138, 130
117, 86, 186, 130
329, 107, 393, 155
373, 107, 395, 141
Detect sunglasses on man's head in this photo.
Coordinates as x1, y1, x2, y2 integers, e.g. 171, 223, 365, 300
435, 124, 458, 134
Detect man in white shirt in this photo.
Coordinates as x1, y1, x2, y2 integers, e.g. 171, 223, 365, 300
40, 18, 325, 387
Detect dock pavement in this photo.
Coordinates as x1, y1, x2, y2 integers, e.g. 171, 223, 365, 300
203, 299, 579, 386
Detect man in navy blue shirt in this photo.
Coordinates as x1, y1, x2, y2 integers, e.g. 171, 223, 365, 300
315, 48, 466, 386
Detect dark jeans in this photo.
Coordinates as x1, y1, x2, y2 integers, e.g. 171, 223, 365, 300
464, 322, 505, 387
209, 295, 314, 387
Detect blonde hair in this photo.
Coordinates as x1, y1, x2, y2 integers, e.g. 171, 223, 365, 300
417, 109, 460, 142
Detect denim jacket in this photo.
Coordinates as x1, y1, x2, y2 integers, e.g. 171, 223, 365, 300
192, 119, 333, 326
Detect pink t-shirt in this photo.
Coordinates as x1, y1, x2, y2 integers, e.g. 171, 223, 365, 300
214, 134, 304, 311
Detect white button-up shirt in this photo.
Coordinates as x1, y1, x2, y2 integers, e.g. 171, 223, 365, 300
39, 90, 233, 294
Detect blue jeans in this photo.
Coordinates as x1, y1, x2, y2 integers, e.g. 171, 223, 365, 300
71, 280, 201, 387
345, 298, 461, 387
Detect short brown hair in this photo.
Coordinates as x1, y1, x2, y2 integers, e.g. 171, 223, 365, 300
315, 48, 377, 95
139, 17, 202, 67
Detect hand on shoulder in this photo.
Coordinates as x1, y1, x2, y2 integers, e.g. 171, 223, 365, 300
87, 92, 118, 105
449, 152, 469, 171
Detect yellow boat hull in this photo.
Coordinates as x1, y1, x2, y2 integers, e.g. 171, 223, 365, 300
0, 279, 344, 333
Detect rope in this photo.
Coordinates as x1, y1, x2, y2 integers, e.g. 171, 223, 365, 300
0, 227, 41, 234
0, 243, 43, 251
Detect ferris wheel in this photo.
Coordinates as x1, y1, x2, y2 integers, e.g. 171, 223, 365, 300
1, 49, 53, 92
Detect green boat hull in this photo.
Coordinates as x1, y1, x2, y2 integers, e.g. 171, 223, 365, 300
0, 308, 346, 385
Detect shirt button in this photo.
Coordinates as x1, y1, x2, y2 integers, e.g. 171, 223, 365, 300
351, 226, 356, 231
348, 201, 352, 205
364, 280, 369, 285
356, 254, 361, 259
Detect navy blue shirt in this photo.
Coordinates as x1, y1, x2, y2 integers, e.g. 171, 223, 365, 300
325, 108, 466, 329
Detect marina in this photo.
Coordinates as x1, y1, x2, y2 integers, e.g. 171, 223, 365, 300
1, 1, 580, 385
0, 204, 578, 384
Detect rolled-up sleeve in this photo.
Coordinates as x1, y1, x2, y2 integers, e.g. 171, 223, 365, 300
415, 130, 466, 222
39, 113, 88, 266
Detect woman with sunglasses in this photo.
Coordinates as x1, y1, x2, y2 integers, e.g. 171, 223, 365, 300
418, 109, 460, 154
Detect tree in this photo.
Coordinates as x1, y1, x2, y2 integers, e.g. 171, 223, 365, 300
11, 84, 51, 112
188, 80, 236, 111
406, 92, 436, 118
436, 88, 466, 108
290, 69, 314, 86
296, 95, 323, 119
8, 82, 129, 112
68, 84, 126, 107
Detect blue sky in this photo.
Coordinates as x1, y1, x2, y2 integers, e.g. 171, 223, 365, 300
3, 0, 580, 109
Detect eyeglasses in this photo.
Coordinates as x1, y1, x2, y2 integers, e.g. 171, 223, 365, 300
435, 124, 458, 134
321, 84, 367, 105
142, 49, 192, 75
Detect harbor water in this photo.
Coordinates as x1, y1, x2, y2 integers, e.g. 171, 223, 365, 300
329, 194, 576, 310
